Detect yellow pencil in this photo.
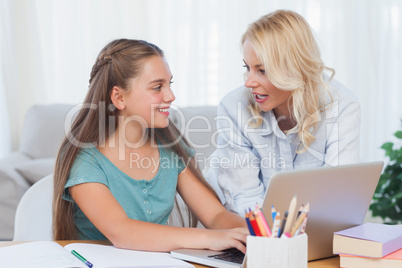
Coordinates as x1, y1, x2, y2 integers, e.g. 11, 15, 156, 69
283, 194, 297, 234
289, 210, 306, 237
291, 203, 310, 237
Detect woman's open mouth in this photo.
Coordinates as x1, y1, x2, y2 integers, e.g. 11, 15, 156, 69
254, 94, 269, 103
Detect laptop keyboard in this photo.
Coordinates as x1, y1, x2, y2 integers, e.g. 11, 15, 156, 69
207, 248, 245, 264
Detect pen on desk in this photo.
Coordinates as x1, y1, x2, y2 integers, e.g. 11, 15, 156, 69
71, 250, 93, 268
283, 194, 297, 234
278, 210, 288, 238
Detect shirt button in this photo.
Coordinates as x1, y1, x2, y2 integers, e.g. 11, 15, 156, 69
225, 190, 230, 196
147, 209, 152, 214
78, 178, 84, 183
143, 189, 148, 193
144, 200, 148, 205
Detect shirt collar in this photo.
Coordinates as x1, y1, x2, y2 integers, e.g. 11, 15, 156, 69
260, 110, 287, 139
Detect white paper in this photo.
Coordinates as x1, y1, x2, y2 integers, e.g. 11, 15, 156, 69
0, 241, 194, 268
65, 243, 195, 267
0, 241, 83, 268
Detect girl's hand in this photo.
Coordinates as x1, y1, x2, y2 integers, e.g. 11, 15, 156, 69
206, 227, 249, 253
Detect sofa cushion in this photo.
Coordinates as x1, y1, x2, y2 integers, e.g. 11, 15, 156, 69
14, 158, 55, 184
0, 151, 32, 240
19, 104, 73, 159
0, 151, 32, 190
170, 106, 217, 170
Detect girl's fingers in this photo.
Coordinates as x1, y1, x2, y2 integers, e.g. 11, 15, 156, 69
233, 240, 247, 254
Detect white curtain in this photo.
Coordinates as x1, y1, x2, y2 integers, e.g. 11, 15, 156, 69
0, 72, 11, 158
1, 0, 401, 162
0, 0, 12, 157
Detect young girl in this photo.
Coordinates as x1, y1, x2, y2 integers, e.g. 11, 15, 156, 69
53, 39, 248, 253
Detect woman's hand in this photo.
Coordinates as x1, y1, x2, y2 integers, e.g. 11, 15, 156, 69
205, 227, 249, 254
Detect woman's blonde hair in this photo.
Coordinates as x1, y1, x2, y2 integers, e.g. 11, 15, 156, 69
241, 10, 334, 152
53, 39, 217, 240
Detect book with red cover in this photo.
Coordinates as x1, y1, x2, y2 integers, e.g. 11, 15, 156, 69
333, 222, 402, 258
340, 248, 402, 268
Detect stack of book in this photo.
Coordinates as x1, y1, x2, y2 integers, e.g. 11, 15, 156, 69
333, 222, 402, 268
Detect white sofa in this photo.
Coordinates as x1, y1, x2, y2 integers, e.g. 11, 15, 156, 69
0, 104, 218, 240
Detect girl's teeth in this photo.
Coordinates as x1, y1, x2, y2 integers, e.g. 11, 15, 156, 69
256, 94, 267, 99
158, 108, 168, 112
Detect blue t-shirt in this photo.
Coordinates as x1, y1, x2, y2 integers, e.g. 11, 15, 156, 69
64, 143, 187, 240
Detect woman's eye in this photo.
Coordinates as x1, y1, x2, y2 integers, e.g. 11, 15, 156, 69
243, 64, 250, 72
153, 85, 162, 91
259, 69, 266, 75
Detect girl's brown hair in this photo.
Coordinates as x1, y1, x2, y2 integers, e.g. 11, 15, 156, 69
53, 39, 217, 240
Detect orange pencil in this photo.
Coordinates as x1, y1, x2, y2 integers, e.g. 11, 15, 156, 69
254, 212, 268, 237
255, 206, 272, 237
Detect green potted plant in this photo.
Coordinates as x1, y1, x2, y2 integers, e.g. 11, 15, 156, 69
369, 126, 402, 224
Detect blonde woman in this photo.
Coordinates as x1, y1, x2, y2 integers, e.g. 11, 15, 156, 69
53, 39, 248, 253
205, 10, 360, 215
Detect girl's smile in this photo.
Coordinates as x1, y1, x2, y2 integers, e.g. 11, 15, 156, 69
156, 106, 171, 116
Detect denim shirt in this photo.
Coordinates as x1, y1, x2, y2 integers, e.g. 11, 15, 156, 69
204, 77, 360, 215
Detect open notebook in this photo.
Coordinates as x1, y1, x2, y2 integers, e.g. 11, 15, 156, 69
0, 241, 194, 268
171, 161, 384, 268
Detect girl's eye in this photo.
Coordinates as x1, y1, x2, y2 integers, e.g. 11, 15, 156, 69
153, 85, 162, 91
259, 69, 266, 75
243, 64, 250, 72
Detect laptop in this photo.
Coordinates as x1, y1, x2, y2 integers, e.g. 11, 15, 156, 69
170, 161, 384, 267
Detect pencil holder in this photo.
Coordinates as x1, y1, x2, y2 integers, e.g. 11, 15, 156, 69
246, 233, 308, 268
